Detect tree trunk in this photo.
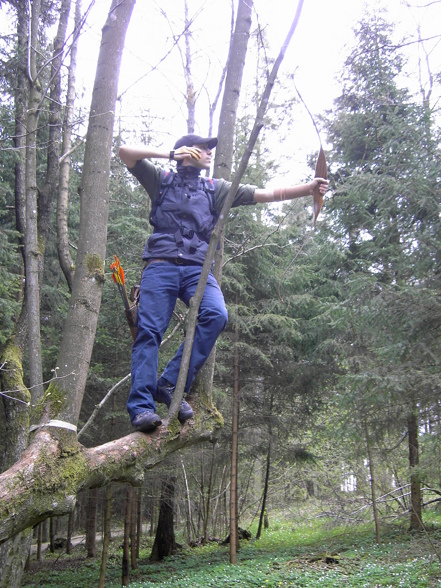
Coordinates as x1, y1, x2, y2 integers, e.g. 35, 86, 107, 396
49, 517, 55, 553
85, 488, 99, 558
38, 0, 71, 246
213, 464, 227, 538
136, 488, 142, 559
122, 486, 131, 586
98, 485, 112, 588
195, 0, 254, 405
230, 293, 240, 563
57, 0, 82, 291
149, 479, 159, 537
130, 487, 137, 569
150, 478, 177, 561
202, 445, 216, 544
408, 413, 423, 531
36, 523, 43, 561
0, 0, 142, 549
214, 0, 253, 180
53, 0, 136, 429
256, 394, 273, 540
66, 509, 74, 554
364, 420, 381, 544
181, 457, 193, 543
183, 0, 196, 133
25, 0, 44, 407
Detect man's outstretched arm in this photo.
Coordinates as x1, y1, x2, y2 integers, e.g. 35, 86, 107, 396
254, 178, 328, 204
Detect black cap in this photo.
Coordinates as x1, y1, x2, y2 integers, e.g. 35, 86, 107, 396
174, 134, 218, 150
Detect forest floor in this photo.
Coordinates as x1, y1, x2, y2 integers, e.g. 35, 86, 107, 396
22, 514, 441, 587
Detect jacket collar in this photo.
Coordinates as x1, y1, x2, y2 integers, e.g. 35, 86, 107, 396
176, 164, 201, 182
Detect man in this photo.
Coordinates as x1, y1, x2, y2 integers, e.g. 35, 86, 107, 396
119, 133, 328, 433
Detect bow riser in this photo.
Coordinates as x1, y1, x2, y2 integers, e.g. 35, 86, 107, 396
313, 146, 327, 225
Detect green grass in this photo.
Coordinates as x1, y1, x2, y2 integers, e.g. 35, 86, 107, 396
23, 515, 441, 587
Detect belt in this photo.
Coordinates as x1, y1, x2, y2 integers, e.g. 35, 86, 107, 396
144, 257, 202, 268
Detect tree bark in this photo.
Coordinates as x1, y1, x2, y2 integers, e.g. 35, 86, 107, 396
57, 0, 82, 291
230, 293, 240, 563
38, 0, 71, 245
25, 0, 44, 406
151, 478, 177, 561
122, 486, 131, 586
214, 0, 253, 181
98, 485, 112, 588
256, 394, 273, 540
408, 413, 423, 531
136, 487, 142, 558
0, 419, 221, 544
0, 3, 38, 583
53, 0, 136, 428
364, 420, 381, 544
181, 457, 193, 543
202, 444, 216, 544
85, 488, 99, 558
49, 517, 55, 553
36, 523, 42, 561
183, 0, 196, 133
130, 487, 137, 569
66, 509, 74, 554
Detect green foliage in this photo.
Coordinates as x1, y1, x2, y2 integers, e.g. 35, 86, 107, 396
22, 515, 441, 587
0, 104, 21, 344
317, 9, 441, 475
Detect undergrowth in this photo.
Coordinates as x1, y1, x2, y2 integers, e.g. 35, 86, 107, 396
22, 513, 441, 587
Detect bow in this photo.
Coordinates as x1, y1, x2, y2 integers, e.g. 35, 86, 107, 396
294, 81, 327, 226
313, 145, 327, 225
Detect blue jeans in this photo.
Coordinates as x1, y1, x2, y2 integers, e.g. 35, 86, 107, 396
127, 262, 228, 420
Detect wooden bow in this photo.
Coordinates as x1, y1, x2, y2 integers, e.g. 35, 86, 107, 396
294, 81, 327, 226
313, 145, 327, 226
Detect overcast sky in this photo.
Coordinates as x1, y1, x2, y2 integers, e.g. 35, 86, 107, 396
76, 0, 441, 181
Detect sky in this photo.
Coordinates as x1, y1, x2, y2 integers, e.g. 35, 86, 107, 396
72, 0, 441, 182
1, 0, 440, 172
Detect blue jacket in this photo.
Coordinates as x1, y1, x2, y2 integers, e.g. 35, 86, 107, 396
146, 166, 218, 264
128, 159, 257, 265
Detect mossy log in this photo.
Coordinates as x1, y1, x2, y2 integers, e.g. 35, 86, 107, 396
0, 400, 223, 545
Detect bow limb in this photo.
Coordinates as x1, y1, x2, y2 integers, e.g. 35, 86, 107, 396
293, 82, 328, 226
312, 145, 327, 226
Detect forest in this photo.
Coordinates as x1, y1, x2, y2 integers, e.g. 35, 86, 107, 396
1, 0, 441, 586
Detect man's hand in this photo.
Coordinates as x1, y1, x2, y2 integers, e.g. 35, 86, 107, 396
309, 177, 328, 195
174, 146, 202, 161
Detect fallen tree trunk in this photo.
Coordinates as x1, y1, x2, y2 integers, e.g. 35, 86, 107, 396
0, 403, 222, 544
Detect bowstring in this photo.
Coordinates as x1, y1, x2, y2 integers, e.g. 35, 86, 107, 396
277, 79, 321, 303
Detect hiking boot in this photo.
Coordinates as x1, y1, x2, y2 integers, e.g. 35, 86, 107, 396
156, 382, 194, 424
131, 411, 162, 433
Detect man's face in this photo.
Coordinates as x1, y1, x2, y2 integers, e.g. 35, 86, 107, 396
190, 143, 212, 170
